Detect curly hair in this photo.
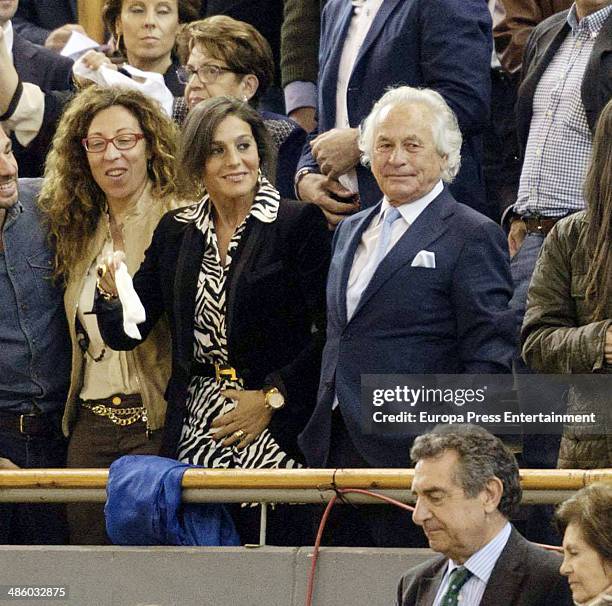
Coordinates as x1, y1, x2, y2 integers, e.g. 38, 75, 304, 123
103, 0, 198, 57
37, 86, 179, 282
583, 98, 612, 320
176, 16, 275, 106
410, 424, 522, 518
555, 483, 612, 563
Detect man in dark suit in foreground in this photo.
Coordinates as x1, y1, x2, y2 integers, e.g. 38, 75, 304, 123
299, 86, 515, 546
397, 424, 572, 605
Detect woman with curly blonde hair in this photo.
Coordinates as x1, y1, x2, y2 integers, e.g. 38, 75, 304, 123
38, 85, 180, 544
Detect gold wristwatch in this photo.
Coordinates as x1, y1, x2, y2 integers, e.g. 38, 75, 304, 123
263, 386, 285, 410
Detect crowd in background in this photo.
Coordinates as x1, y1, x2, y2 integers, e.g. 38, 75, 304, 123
0, 2, 610, 595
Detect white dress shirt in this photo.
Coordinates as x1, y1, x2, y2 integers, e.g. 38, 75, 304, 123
2, 20, 14, 60
335, 0, 384, 193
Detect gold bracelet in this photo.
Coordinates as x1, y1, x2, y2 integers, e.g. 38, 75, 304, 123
96, 277, 118, 301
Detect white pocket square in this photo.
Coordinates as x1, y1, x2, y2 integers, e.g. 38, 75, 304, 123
411, 250, 436, 268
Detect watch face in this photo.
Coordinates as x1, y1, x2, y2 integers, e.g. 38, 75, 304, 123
267, 391, 285, 409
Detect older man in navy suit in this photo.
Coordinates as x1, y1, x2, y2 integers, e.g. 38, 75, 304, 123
299, 87, 516, 546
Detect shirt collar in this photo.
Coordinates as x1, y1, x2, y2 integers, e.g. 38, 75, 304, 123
174, 174, 280, 233
575, 584, 612, 606
2, 200, 23, 232
568, 3, 612, 36
379, 180, 444, 227
447, 522, 512, 584
2, 20, 13, 61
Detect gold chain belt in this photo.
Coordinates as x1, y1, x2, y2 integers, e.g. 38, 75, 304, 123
80, 400, 147, 427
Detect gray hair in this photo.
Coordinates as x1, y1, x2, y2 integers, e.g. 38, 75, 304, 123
410, 424, 522, 518
359, 86, 462, 183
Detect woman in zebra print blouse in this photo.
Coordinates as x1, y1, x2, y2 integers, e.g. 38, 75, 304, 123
97, 96, 331, 545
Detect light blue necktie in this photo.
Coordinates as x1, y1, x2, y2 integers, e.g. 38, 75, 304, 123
369, 206, 402, 276
347, 206, 402, 319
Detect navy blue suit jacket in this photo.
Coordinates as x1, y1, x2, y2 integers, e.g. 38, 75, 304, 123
298, 188, 516, 468
13, 0, 78, 46
12, 31, 73, 92
297, 0, 493, 216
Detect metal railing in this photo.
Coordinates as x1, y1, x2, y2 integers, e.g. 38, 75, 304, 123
0, 468, 610, 504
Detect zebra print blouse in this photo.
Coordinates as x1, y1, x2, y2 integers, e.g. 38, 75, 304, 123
175, 179, 299, 470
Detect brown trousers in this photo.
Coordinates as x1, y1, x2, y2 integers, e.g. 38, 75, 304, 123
66, 405, 162, 545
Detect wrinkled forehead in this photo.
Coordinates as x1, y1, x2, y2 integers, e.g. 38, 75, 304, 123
374, 102, 436, 140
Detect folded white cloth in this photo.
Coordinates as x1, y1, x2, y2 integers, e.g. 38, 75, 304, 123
114, 261, 146, 340
73, 60, 173, 117
411, 250, 436, 268
60, 31, 99, 59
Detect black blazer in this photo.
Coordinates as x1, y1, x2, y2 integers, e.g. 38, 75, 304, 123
516, 10, 612, 156
12, 31, 74, 92
396, 527, 572, 606
98, 198, 331, 461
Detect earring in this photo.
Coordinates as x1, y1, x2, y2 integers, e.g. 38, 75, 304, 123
242, 95, 249, 103
113, 32, 123, 57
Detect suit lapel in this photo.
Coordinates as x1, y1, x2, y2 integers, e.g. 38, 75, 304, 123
225, 218, 265, 349
11, 34, 37, 82
338, 203, 381, 326
582, 13, 612, 132
415, 559, 447, 606
353, 0, 404, 71
173, 223, 204, 373
350, 191, 454, 321
479, 528, 526, 606
520, 19, 569, 119
321, 1, 354, 124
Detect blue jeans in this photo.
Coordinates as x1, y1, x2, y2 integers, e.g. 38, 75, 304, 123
0, 417, 68, 544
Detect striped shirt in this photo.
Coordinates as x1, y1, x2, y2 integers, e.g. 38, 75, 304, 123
433, 522, 512, 606
515, 4, 612, 217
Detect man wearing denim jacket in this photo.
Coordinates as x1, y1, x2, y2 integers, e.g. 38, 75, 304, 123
0, 124, 70, 543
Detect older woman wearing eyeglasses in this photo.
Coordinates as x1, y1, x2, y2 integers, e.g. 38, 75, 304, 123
172, 16, 306, 199
37, 86, 181, 544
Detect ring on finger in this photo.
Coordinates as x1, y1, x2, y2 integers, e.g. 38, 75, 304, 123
233, 429, 246, 440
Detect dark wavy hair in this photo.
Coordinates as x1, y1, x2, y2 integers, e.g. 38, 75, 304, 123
178, 95, 273, 198
555, 483, 612, 562
583, 98, 612, 320
102, 0, 198, 58
176, 15, 274, 106
411, 424, 522, 518
38, 86, 179, 282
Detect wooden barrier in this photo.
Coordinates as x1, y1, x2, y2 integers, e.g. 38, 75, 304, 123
0, 468, 610, 490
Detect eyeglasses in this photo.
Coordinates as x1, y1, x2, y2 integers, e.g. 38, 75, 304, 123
82, 133, 145, 154
176, 63, 240, 85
